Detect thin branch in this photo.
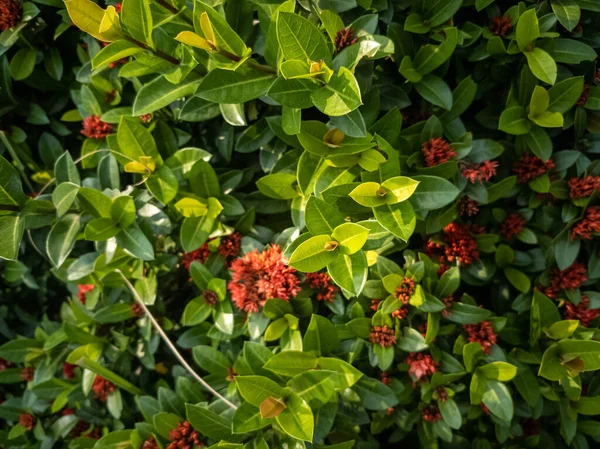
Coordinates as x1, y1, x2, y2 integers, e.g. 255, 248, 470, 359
115, 270, 238, 410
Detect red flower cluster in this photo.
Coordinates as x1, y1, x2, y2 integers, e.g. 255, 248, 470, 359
464, 320, 497, 354
92, 376, 116, 402
0, 0, 21, 31
334, 28, 358, 52
139, 113, 152, 123
461, 160, 498, 183
19, 413, 36, 431
564, 296, 600, 327
369, 325, 396, 347
21, 367, 34, 381
577, 84, 590, 107
394, 277, 415, 304
167, 421, 204, 449
500, 212, 526, 240
569, 176, 600, 198
114, 2, 122, 12
71, 421, 101, 439
228, 245, 300, 313
202, 290, 219, 306
0, 358, 13, 371
142, 437, 160, 449
305, 272, 338, 302
459, 197, 479, 217
77, 284, 94, 304
405, 352, 438, 380
426, 223, 480, 275
181, 233, 242, 270
571, 206, 600, 240
131, 303, 143, 317
435, 386, 449, 402
543, 262, 588, 298
490, 16, 513, 37
392, 305, 409, 320
422, 138, 456, 167
513, 155, 555, 183
370, 298, 381, 311
422, 404, 442, 422
63, 362, 77, 379
81, 116, 113, 139
380, 371, 391, 386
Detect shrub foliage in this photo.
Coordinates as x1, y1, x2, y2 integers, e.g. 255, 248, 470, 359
1, 0, 600, 448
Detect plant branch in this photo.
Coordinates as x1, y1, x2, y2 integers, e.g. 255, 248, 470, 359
124, 36, 181, 66
115, 270, 238, 410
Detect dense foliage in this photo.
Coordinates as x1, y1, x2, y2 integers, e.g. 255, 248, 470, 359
2, 0, 600, 448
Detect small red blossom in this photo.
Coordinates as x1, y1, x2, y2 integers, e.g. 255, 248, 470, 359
181, 246, 211, 270
464, 320, 497, 354
569, 176, 600, 198
426, 223, 480, 276
114, 2, 122, 12
392, 305, 409, 320
63, 362, 77, 379
92, 376, 116, 402
461, 160, 498, 184
369, 325, 396, 347
394, 277, 415, 304
435, 386, 449, 402
577, 84, 590, 107
305, 272, 339, 302
0, 0, 21, 31
131, 303, 143, 317
421, 138, 456, 167
490, 16, 512, 37
139, 114, 152, 123
228, 245, 300, 313
20, 367, 34, 381
167, 421, 204, 449
182, 233, 242, 270
380, 372, 391, 386
62, 408, 76, 416
81, 116, 113, 139
513, 155, 555, 184
543, 262, 588, 298
77, 284, 94, 304
386, 407, 395, 416
564, 296, 600, 327
459, 197, 479, 217
0, 358, 13, 371
500, 212, 526, 240
142, 437, 159, 449
334, 28, 358, 52
442, 294, 457, 317
405, 352, 438, 380
202, 290, 219, 306
370, 299, 381, 311
571, 206, 600, 240
19, 413, 36, 431
422, 404, 442, 422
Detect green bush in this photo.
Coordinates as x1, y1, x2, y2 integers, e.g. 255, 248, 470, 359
2, 0, 600, 448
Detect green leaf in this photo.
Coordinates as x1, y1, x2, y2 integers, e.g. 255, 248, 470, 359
557, 339, 600, 372
439, 398, 461, 430
121, 0, 153, 46
525, 47, 557, 85
331, 223, 369, 255
499, 106, 531, 135
263, 351, 319, 377
46, 214, 80, 267
373, 201, 416, 242
516, 9, 540, 52
275, 393, 314, 442
545, 320, 579, 340
503, 267, 531, 293
257, 173, 298, 200
0, 216, 23, 261
311, 67, 362, 116
235, 376, 284, 406
446, 303, 492, 324
146, 166, 178, 204
84, 217, 120, 241
349, 182, 387, 207
193, 1, 248, 57
548, 38, 597, 64
327, 251, 368, 295
380, 176, 420, 204
192, 345, 231, 375
277, 12, 331, 63
268, 78, 317, 109
477, 362, 517, 381
353, 377, 399, 410
303, 315, 339, 356
116, 225, 155, 261
423, 0, 462, 27
197, 69, 275, 104
117, 116, 159, 163
52, 182, 80, 218
415, 74, 453, 110
410, 176, 459, 210
55, 152, 81, 186
317, 357, 363, 388
482, 380, 513, 422
186, 403, 232, 441
288, 370, 336, 407
189, 160, 220, 198
288, 235, 337, 272
551, 0, 581, 32
232, 402, 272, 434
95, 304, 135, 323
133, 74, 202, 115
10, 49, 36, 81
92, 40, 143, 69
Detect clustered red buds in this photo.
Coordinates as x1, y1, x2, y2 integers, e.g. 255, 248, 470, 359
380, 371, 391, 386
202, 290, 219, 306
426, 223, 480, 275
63, 362, 77, 380
92, 376, 116, 402
167, 421, 204, 449
142, 437, 160, 449
139, 113, 152, 123
577, 84, 590, 107
463, 321, 497, 354
0, 0, 21, 32
569, 176, 600, 198
405, 352, 438, 380
490, 16, 513, 37
131, 303, 144, 317
77, 284, 95, 304
305, 272, 339, 302
500, 212, 526, 240
459, 197, 479, 217
422, 404, 442, 422
543, 261, 588, 298
334, 28, 358, 52
369, 325, 396, 347
513, 155, 555, 183
181, 233, 243, 270
571, 206, 600, 240
564, 296, 600, 327
228, 245, 300, 313
81, 116, 113, 139
0, 358, 13, 371
435, 386, 449, 402
20, 366, 34, 382
394, 277, 415, 304
19, 413, 36, 431
421, 138, 456, 167
392, 305, 409, 320
460, 161, 498, 184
